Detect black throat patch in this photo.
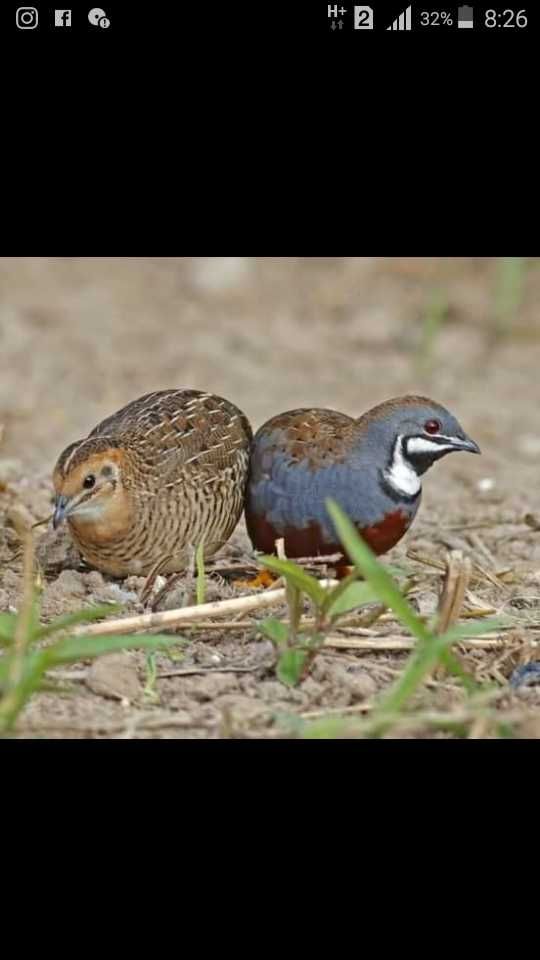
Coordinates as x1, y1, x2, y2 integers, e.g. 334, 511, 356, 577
404, 435, 454, 476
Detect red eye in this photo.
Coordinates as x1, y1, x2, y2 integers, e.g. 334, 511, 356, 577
424, 419, 440, 435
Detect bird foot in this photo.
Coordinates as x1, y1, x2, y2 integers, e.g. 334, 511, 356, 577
149, 572, 186, 611
140, 555, 174, 607
236, 569, 278, 590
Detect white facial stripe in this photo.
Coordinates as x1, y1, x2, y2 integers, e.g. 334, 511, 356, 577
407, 436, 456, 455
383, 437, 421, 497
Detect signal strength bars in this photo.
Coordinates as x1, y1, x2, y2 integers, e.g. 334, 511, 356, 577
387, 5, 412, 30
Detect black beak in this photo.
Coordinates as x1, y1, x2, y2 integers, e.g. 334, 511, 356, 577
452, 435, 481, 455
53, 495, 69, 529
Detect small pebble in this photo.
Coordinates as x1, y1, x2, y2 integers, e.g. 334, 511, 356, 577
86, 654, 141, 702
83, 571, 105, 591
160, 587, 189, 611
477, 477, 495, 492
99, 582, 139, 604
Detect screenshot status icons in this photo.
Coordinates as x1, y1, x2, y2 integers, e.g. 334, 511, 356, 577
328, 5, 530, 31
14, 7, 112, 29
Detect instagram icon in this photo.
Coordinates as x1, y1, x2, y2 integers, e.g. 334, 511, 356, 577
16, 7, 39, 28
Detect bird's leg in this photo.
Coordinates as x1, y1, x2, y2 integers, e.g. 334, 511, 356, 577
140, 554, 174, 607
150, 571, 185, 611
239, 549, 352, 589
237, 538, 288, 589
149, 544, 197, 612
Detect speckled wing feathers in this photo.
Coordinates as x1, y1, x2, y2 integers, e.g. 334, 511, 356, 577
249, 408, 356, 475
54, 389, 253, 576
88, 389, 252, 476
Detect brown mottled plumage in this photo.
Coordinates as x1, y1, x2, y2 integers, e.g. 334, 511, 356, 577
53, 389, 252, 577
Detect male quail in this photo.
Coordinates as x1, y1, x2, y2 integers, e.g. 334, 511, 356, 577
53, 389, 252, 577
245, 395, 480, 562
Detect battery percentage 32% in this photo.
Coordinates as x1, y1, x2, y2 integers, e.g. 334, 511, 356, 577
420, 10, 454, 25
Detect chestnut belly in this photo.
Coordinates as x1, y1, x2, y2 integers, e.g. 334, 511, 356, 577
246, 507, 412, 560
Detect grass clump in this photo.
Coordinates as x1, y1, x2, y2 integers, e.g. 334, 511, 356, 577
259, 550, 394, 687
260, 501, 504, 735
0, 535, 178, 735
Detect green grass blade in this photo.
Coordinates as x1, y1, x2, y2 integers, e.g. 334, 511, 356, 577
326, 499, 499, 699
325, 580, 381, 617
286, 582, 303, 641
276, 649, 308, 687
34, 604, 123, 641
0, 650, 50, 732
0, 649, 43, 686
377, 632, 464, 715
1, 635, 178, 687
259, 618, 289, 648
260, 555, 325, 605
376, 618, 504, 716
320, 570, 357, 615
384, 564, 413, 578
326, 499, 431, 642
302, 717, 354, 739
48, 632, 179, 665
0, 613, 16, 644
196, 540, 206, 605
143, 652, 159, 703
437, 619, 508, 642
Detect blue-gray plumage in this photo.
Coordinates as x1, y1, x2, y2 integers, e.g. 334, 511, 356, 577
245, 396, 480, 561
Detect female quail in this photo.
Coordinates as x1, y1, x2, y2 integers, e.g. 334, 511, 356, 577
245, 395, 480, 562
53, 389, 252, 577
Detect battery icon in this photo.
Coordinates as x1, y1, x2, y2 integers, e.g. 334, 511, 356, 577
458, 5, 474, 28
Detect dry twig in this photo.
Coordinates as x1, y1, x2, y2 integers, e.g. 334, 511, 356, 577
73, 580, 339, 638
323, 635, 507, 652
156, 665, 262, 678
436, 550, 472, 635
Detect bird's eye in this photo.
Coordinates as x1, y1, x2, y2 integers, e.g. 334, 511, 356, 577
424, 419, 441, 435
83, 474, 96, 489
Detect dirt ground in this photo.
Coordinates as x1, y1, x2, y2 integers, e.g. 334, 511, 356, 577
2, 257, 540, 738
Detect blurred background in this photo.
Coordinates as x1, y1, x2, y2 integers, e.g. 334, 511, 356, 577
1, 257, 539, 500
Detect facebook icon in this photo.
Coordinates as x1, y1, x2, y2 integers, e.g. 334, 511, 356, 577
54, 9, 72, 26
